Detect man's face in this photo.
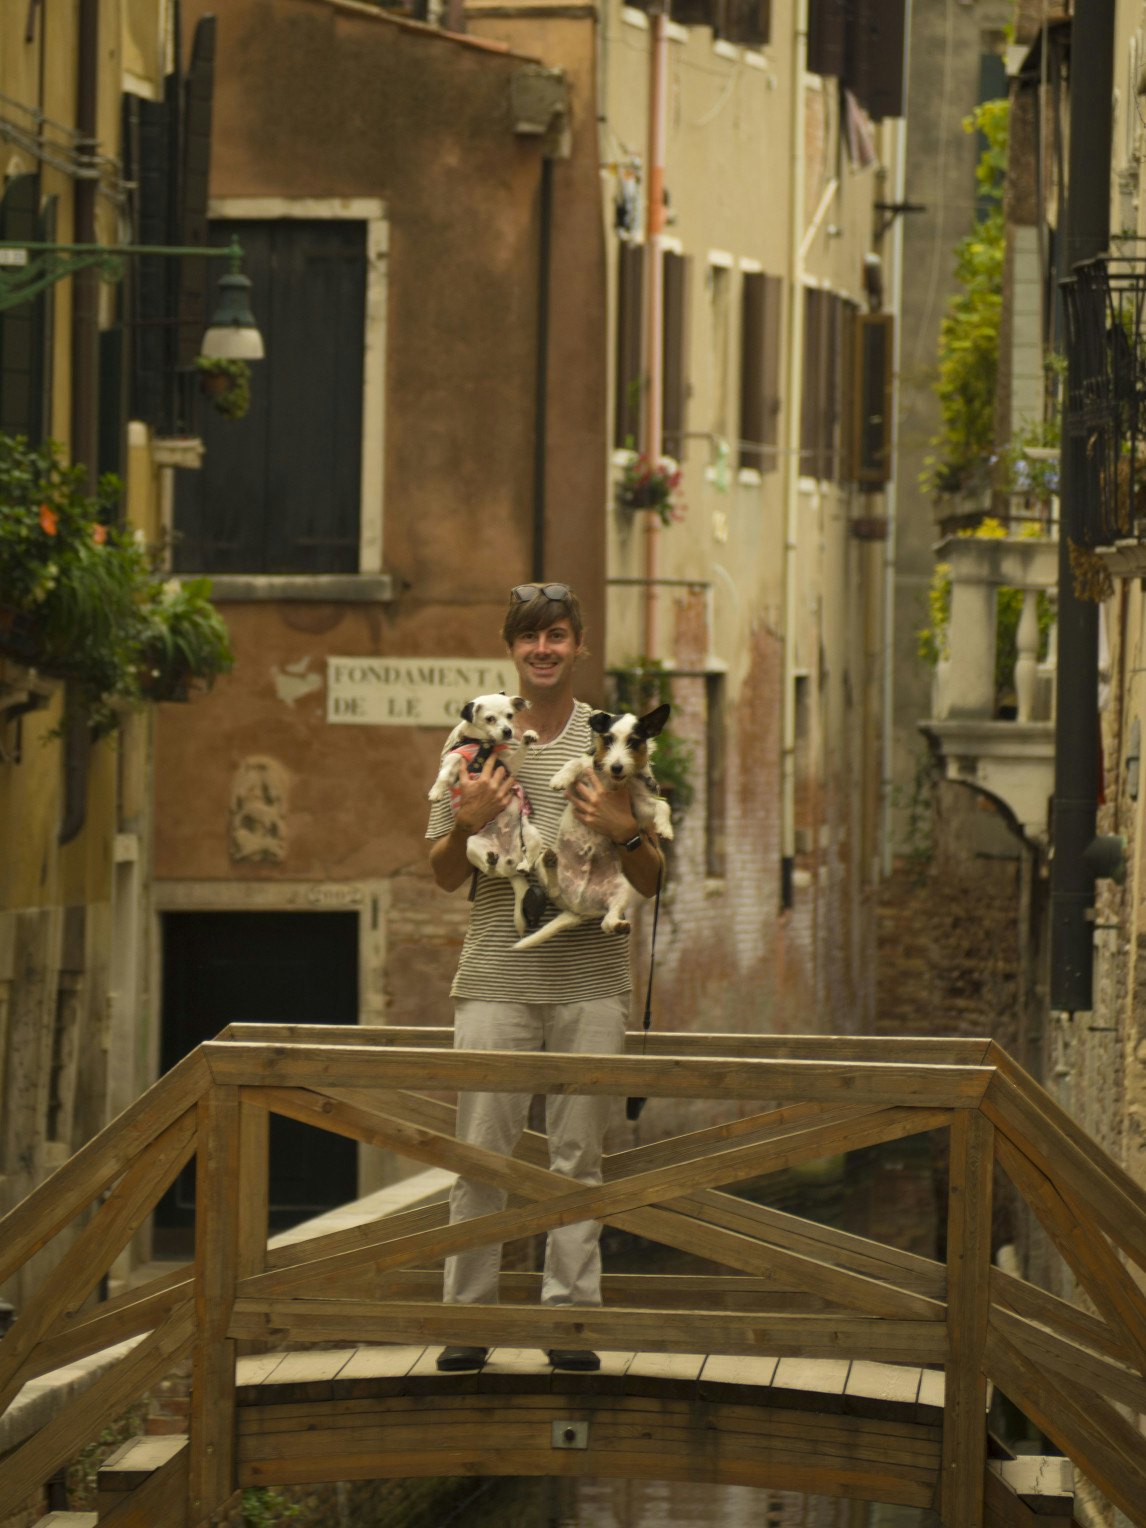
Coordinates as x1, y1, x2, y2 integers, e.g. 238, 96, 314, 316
508, 618, 583, 698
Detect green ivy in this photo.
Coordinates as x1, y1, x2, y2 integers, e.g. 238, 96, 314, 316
920, 99, 1009, 497
242, 1486, 302, 1526
610, 657, 695, 818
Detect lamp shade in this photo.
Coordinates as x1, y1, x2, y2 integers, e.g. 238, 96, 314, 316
200, 268, 264, 360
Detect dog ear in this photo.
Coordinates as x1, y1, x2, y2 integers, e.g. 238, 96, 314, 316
640, 702, 671, 738
588, 710, 614, 735
510, 695, 529, 712
460, 701, 475, 723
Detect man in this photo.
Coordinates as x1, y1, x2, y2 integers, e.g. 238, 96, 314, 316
426, 582, 663, 1372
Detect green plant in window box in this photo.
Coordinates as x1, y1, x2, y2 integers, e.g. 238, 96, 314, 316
194, 355, 251, 420
0, 433, 234, 735
610, 656, 695, 819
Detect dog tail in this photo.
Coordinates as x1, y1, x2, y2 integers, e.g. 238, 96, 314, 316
512, 910, 584, 951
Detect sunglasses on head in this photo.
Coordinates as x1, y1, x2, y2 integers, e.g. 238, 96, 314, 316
511, 583, 571, 603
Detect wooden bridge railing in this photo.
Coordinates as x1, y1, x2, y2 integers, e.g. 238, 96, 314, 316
0, 1029, 1143, 1526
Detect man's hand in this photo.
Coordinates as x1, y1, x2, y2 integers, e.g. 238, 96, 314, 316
567, 774, 662, 897
429, 756, 514, 892
454, 755, 515, 834
568, 771, 638, 843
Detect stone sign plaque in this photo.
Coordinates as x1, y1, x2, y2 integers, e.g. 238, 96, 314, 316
326, 656, 518, 727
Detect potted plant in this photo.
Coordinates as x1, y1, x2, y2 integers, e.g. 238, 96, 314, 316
616, 449, 685, 527
138, 576, 234, 702
194, 356, 251, 420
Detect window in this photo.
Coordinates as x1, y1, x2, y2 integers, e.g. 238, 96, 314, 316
662, 250, 690, 459
627, 0, 770, 45
801, 289, 856, 482
174, 219, 367, 574
615, 240, 644, 449
709, 263, 732, 446
705, 672, 727, 878
0, 173, 53, 443
739, 269, 782, 472
806, 0, 907, 121
853, 313, 895, 486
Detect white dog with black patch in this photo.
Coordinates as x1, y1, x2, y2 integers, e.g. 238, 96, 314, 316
428, 693, 544, 935
513, 703, 672, 950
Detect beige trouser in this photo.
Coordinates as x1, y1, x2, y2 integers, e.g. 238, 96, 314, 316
443, 994, 628, 1309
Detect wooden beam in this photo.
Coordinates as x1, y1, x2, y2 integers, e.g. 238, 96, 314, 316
240, 1094, 946, 1321
187, 1087, 241, 1523
0, 1303, 195, 1519
991, 1265, 1124, 1362
228, 1299, 948, 1365
98, 1442, 188, 1528
0, 1108, 196, 1416
941, 1110, 994, 1528
985, 1325, 1146, 1524
989, 1301, 1146, 1417
994, 1133, 1146, 1381
207, 1042, 994, 1107
218, 1023, 994, 1065
982, 1070, 1146, 1273
0, 1049, 208, 1288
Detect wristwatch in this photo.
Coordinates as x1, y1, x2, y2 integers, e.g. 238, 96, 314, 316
620, 831, 643, 852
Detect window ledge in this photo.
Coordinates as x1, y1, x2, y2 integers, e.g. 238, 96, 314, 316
204, 574, 395, 604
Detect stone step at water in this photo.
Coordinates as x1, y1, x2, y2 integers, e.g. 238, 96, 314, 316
32, 1516, 98, 1527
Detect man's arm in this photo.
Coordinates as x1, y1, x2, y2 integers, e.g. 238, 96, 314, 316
566, 774, 664, 899
428, 756, 515, 892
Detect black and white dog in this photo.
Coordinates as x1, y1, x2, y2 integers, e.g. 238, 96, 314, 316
513, 703, 672, 951
428, 692, 544, 935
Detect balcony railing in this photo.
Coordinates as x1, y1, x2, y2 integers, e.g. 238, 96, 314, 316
1063, 253, 1146, 567
921, 534, 1058, 842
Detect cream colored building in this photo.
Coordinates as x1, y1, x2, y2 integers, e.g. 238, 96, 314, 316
0, 0, 190, 1305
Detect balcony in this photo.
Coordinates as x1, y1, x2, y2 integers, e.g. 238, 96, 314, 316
919, 534, 1058, 845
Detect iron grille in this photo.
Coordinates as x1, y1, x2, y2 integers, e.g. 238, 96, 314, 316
1063, 254, 1146, 547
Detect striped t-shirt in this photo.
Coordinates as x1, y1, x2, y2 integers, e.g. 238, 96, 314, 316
426, 701, 633, 1003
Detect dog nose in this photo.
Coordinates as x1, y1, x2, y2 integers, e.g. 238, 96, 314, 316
610, 763, 624, 776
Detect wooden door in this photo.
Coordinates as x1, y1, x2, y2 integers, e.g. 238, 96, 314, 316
157, 910, 359, 1236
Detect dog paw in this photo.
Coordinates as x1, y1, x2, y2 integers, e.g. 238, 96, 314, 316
542, 847, 558, 868
427, 785, 446, 802
521, 729, 540, 746
486, 850, 498, 867
604, 919, 630, 936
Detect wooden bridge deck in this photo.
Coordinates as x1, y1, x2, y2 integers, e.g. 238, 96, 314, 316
0, 1028, 1141, 1526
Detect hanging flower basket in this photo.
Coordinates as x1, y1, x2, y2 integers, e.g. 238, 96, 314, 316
194, 356, 251, 420
616, 452, 685, 527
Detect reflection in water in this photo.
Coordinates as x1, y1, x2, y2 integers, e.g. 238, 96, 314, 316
449, 1476, 938, 1526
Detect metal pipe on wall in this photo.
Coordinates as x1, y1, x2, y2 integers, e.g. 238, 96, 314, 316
531, 156, 553, 582
641, 1, 669, 660
780, 0, 809, 908
1049, 0, 1115, 1012
72, 0, 100, 484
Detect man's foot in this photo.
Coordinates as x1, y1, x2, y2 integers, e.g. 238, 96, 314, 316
436, 1345, 488, 1371
547, 1348, 601, 1371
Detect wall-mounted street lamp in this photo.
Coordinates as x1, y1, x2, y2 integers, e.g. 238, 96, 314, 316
0, 235, 264, 359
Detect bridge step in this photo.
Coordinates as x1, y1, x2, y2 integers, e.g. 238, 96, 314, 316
32, 1517, 98, 1526
96, 1434, 187, 1515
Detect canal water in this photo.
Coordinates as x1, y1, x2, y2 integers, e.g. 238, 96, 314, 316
450, 1134, 946, 1528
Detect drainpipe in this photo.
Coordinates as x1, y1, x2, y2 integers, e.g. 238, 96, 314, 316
1049, 0, 1115, 1012
641, 1, 669, 660
780, 0, 809, 908
531, 156, 553, 581
72, 0, 100, 484
880, 97, 910, 875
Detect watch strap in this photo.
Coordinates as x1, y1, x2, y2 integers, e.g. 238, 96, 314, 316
620, 831, 643, 852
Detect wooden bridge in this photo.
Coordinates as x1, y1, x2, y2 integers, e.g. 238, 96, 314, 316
0, 1027, 1143, 1527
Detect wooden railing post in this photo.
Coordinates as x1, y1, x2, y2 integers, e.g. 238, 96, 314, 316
237, 1098, 269, 1282
188, 1084, 241, 1523
941, 1108, 994, 1526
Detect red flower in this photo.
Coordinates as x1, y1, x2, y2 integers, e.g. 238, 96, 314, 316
38, 504, 58, 536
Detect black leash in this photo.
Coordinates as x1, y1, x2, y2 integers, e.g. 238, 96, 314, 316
626, 862, 663, 1122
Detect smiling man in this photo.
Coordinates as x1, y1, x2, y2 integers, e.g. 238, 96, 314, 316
426, 582, 663, 1373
